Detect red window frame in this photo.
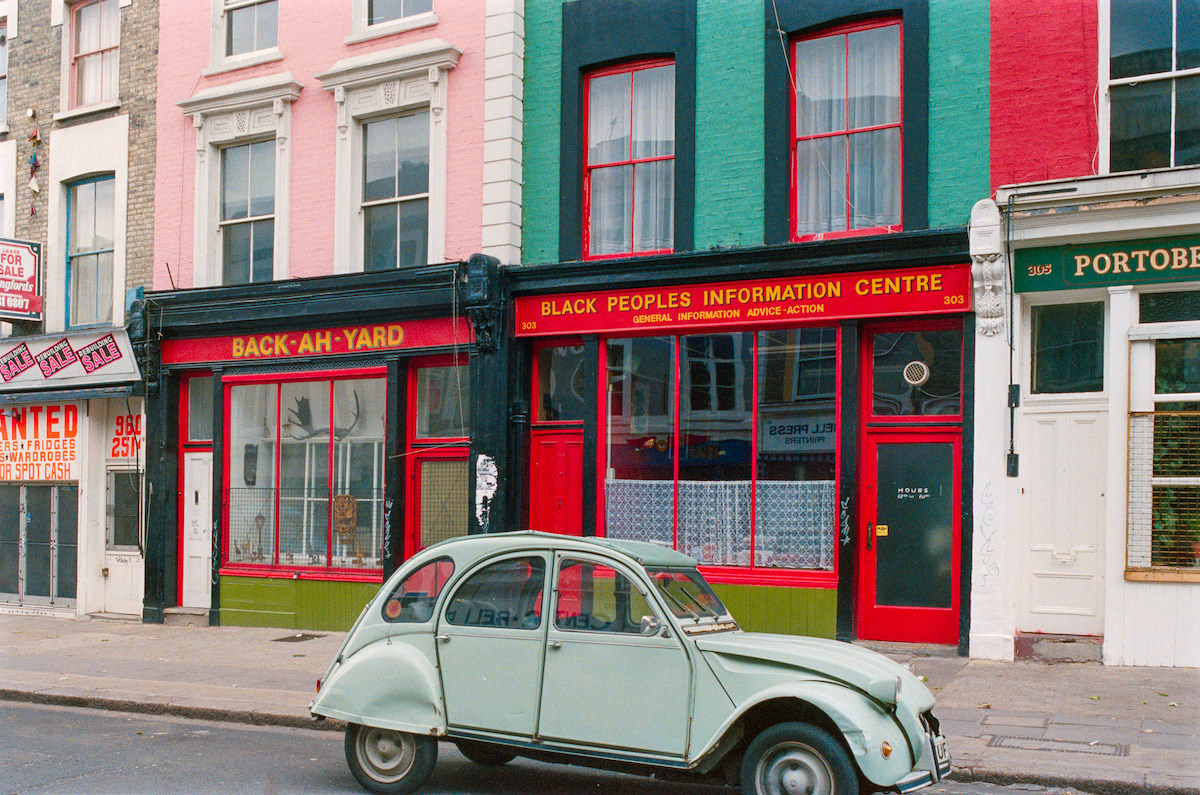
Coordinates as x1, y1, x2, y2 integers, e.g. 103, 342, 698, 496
790, 17, 903, 242
219, 367, 387, 582
593, 328, 842, 589
70, 0, 119, 109
405, 354, 470, 555
582, 58, 675, 260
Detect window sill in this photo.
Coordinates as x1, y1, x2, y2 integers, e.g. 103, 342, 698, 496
1125, 568, 1200, 583
203, 48, 285, 77
699, 564, 837, 589
53, 99, 121, 124
345, 12, 438, 45
794, 225, 903, 243
582, 247, 674, 262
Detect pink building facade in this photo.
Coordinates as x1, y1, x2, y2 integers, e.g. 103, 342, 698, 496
144, 1, 523, 628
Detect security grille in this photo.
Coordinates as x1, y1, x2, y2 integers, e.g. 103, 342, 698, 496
1128, 409, 1200, 570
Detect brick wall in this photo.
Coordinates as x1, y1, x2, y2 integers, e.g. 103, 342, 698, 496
990, 0, 1098, 187
694, 0, 763, 249
519, 0, 561, 265
928, 0, 990, 227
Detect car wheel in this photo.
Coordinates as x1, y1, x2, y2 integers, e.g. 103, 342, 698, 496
453, 739, 518, 766
740, 722, 858, 795
344, 723, 437, 794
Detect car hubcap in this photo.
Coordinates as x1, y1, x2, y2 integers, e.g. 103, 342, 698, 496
755, 741, 834, 795
356, 727, 416, 783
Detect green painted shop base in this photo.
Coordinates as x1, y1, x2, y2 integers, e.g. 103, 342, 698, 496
218, 575, 837, 637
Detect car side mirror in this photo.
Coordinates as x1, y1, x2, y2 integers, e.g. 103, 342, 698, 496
639, 615, 663, 636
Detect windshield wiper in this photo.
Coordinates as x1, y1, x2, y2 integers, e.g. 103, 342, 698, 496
656, 585, 699, 619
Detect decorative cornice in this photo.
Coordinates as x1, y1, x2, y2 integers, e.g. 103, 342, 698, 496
177, 72, 303, 117
315, 39, 461, 92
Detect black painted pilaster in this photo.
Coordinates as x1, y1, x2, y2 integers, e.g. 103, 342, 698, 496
958, 315, 975, 657
835, 322, 860, 643
384, 358, 405, 576
209, 369, 224, 626
463, 254, 510, 533
141, 371, 175, 624
580, 337, 600, 536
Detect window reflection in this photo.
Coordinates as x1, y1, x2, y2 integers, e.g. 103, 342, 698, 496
871, 329, 962, 415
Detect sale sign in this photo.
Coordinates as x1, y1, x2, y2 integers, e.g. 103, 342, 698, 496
0, 403, 79, 481
0, 238, 43, 322
0, 329, 139, 390
514, 264, 971, 337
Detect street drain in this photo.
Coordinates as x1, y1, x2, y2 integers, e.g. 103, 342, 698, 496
988, 735, 1128, 756
272, 633, 325, 643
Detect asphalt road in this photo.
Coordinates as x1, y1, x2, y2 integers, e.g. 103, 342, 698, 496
0, 702, 1093, 795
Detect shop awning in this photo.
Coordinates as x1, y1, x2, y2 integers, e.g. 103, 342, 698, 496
0, 383, 142, 405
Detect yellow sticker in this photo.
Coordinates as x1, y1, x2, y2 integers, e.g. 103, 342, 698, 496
876, 525, 889, 536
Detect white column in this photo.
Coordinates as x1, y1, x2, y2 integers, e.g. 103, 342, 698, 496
1101, 286, 1133, 664
968, 198, 1016, 660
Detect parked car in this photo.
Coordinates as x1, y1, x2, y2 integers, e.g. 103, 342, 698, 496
311, 531, 951, 795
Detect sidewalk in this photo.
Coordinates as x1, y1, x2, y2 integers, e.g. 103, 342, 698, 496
1, 614, 1196, 794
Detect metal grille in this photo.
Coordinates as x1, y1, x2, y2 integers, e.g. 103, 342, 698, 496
1128, 411, 1200, 570
419, 459, 468, 547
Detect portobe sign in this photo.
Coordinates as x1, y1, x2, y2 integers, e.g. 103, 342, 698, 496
0, 238, 43, 322
1014, 234, 1200, 292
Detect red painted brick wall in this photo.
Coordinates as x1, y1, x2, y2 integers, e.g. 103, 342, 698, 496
991, 0, 1099, 187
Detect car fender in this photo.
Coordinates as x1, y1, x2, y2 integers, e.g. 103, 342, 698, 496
310, 637, 445, 736
693, 680, 917, 788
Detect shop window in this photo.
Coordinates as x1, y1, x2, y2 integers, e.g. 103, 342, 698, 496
536, 344, 588, 422
583, 59, 675, 258
409, 360, 469, 551
226, 375, 386, 571
871, 328, 962, 414
1109, 0, 1200, 171
223, 0, 276, 57
66, 175, 115, 328
1128, 338, 1200, 574
554, 558, 654, 634
1141, 290, 1200, 323
106, 469, 141, 550
187, 377, 214, 442
70, 0, 118, 108
792, 19, 901, 239
444, 556, 545, 629
363, 112, 429, 271
220, 140, 275, 285
604, 329, 840, 577
415, 364, 469, 438
382, 555, 452, 623
1031, 303, 1104, 394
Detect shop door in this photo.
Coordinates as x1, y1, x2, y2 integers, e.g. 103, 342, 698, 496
527, 430, 582, 535
0, 484, 77, 606
857, 323, 963, 645
857, 432, 960, 643
181, 452, 213, 609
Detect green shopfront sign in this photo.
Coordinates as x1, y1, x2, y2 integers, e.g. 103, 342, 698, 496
1014, 235, 1200, 292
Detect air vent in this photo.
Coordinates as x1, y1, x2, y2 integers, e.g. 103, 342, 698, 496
903, 361, 930, 387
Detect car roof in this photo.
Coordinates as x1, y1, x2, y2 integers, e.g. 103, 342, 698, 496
423, 530, 699, 568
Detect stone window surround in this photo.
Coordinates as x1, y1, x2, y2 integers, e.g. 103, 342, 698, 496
346, 0, 438, 46
178, 72, 302, 288
50, 0, 131, 116
316, 38, 460, 274
205, 0, 283, 77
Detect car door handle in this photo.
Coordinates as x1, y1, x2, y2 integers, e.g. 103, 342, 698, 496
548, 640, 562, 650
435, 634, 450, 643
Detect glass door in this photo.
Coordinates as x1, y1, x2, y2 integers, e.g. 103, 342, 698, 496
0, 483, 78, 606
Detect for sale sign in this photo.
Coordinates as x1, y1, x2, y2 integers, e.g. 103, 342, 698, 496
0, 238, 42, 322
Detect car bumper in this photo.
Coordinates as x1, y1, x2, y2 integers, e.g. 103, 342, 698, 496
894, 723, 951, 794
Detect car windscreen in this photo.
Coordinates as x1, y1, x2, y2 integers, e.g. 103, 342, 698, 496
645, 568, 729, 620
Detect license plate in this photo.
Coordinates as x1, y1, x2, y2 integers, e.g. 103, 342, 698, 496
932, 733, 950, 777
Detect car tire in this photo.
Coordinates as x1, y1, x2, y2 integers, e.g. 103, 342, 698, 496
345, 722, 437, 794
740, 721, 858, 795
453, 739, 518, 766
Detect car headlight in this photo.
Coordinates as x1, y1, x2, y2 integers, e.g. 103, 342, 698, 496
868, 675, 902, 706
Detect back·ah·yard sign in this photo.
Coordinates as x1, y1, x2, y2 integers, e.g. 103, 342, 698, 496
0, 238, 42, 322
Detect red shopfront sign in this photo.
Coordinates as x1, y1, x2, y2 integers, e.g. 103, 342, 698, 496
161, 317, 472, 365
514, 264, 971, 337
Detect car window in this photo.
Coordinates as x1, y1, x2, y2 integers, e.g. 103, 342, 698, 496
645, 567, 728, 620
444, 556, 546, 629
555, 558, 655, 634
382, 556, 454, 623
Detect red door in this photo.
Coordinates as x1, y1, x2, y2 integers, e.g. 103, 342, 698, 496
856, 322, 963, 644
528, 429, 582, 535
856, 430, 961, 643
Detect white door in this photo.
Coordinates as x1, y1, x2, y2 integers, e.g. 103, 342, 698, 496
1019, 407, 1107, 636
181, 452, 213, 610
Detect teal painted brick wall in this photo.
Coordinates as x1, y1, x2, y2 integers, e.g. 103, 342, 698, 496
522, 0, 564, 265
927, 0, 990, 228
694, 0, 765, 249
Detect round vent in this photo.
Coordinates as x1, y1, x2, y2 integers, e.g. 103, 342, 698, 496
903, 360, 931, 387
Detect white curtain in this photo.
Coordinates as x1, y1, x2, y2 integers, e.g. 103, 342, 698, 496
848, 25, 900, 228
